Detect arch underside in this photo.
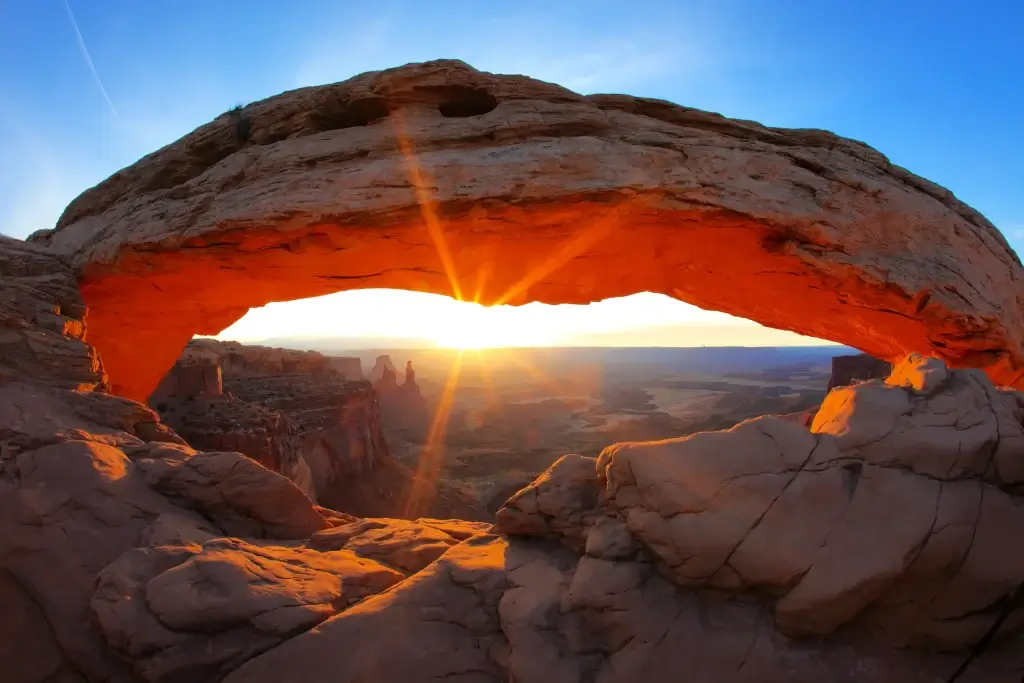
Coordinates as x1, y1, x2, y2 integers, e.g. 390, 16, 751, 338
28, 60, 1023, 400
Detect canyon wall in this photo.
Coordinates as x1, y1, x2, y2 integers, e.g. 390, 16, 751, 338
151, 340, 483, 519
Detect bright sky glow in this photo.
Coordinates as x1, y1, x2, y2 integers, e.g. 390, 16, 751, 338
2, 1, 1020, 348
215, 290, 830, 348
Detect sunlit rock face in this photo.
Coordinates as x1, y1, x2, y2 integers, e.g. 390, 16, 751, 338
27, 59, 1024, 401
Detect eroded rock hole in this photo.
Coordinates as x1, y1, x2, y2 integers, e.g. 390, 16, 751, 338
436, 86, 499, 118
307, 97, 391, 132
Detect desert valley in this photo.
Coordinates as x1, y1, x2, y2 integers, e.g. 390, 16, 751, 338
2, 57, 1023, 683
158, 341, 845, 519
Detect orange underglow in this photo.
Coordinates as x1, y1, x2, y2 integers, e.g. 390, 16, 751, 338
493, 205, 623, 307
401, 351, 464, 518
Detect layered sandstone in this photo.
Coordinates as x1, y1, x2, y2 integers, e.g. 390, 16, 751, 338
186, 338, 362, 379
155, 392, 317, 500
221, 370, 482, 520
149, 356, 222, 404
0, 235, 106, 391
27, 60, 1024, 400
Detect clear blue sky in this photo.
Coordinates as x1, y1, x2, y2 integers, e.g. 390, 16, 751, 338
1, 1, 1020, 347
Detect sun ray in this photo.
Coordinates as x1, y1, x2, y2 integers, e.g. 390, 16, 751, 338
476, 349, 501, 409
502, 350, 568, 400
493, 203, 625, 306
393, 114, 464, 302
471, 260, 494, 305
401, 350, 464, 518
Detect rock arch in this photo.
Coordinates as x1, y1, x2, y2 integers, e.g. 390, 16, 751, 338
29, 60, 1024, 401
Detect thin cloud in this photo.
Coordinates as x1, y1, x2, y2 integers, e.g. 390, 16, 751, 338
293, 10, 718, 96
63, 0, 120, 121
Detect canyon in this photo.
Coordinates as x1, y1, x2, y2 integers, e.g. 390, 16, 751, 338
152, 340, 483, 520
2, 59, 1023, 682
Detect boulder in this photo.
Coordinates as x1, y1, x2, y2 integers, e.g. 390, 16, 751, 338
495, 453, 602, 551
130, 446, 331, 540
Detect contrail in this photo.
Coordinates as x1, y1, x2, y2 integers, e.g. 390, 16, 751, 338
63, 0, 119, 121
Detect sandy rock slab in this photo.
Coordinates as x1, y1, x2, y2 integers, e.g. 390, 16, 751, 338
310, 516, 492, 574
92, 537, 404, 683
222, 534, 512, 683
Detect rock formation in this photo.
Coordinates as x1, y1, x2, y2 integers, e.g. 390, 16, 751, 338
0, 240, 489, 682
778, 351, 892, 426
187, 338, 362, 379
154, 389, 317, 501
5, 60, 1024, 683
374, 357, 431, 438
25, 59, 1024, 401
0, 236, 106, 391
151, 342, 484, 520
328, 356, 363, 381
215, 355, 1024, 682
368, 354, 399, 384
827, 351, 893, 391
149, 356, 223, 406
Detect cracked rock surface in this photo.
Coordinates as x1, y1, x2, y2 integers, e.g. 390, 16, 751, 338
591, 355, 1024, 653
27, 60, 1024, 400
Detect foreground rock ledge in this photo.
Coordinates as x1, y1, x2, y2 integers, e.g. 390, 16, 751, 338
28, 59, 1024, 400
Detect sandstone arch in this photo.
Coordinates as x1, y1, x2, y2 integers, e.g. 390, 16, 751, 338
30, 60, 1024, 401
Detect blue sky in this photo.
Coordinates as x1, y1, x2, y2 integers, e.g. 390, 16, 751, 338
1, 0, 1020, 347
